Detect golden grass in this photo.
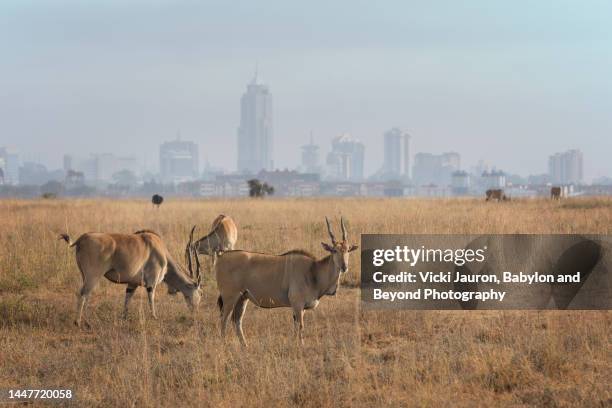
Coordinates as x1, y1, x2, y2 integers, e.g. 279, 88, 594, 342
0, 197, 610, 407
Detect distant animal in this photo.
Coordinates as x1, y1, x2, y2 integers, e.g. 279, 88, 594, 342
193, 214, 238, 261
485, 189, 508, 202
551, 186, 562, 200
152, 194, 164, 208
214, 217, 358, 347
169, 215, 238, 296
59, 230, 201, 328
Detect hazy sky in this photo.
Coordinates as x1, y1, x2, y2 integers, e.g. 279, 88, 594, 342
1, 1, 611, 180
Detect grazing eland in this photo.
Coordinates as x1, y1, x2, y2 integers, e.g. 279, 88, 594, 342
485, 189, 508, 202
59, 229, 201, 328
214, 217, 358, 347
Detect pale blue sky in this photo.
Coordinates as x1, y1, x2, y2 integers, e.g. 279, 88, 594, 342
1, 1, 610, 180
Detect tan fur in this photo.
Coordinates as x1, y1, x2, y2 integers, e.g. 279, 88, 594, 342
59, 231, 201, 328
485, 189, 507, 201
195, 214, 238, 256
214, 218, 357, 347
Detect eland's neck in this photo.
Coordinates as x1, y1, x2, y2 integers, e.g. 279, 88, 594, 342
314, 255, 337, 298
165, 257, 197, 295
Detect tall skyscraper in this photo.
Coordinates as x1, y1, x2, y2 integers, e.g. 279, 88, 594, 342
160, 138, 199, 183
382, 128, 411, 180
548, 149, 583, 184
237, 70, 273, 174
326, 134, 365, 181
301, 134, 320, 174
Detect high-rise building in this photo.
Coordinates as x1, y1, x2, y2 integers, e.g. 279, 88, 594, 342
237, 71, 273, 174
326, 134, 365, 181
160, 139, 199, 183
0, 147, 20, 185
382, 128, 410, 180
412, 152, 460, 186
548, 149, 583, 184
300, 134, 320, 174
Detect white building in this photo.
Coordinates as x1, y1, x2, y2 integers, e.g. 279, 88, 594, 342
451, 170, 470, 195
64, 153, 138, 184
0, 147, 20, 185
482, 170, 506, 189
237, 71, 273, 173
159, 139, 199, 184
326, 134, 365, 181
548, 149, 583, 185
382, 128, 410, 180
300, 134, 320, 174
412, 152, 460, 186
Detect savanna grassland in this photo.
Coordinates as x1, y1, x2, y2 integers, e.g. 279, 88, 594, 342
0, 197, 611, 407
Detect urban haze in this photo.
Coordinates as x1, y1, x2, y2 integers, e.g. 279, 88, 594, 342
1, 1, 611, 196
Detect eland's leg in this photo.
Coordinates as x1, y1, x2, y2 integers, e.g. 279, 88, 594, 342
220, 294, 240, 338
123, 285, 138, 319
292, 306, 305, 346
146, 286, 158, 319
75, 274, 103, 328
232, 296, 249, 347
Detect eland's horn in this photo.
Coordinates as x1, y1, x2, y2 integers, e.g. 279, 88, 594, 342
325, 217, 337, 244
192, 242, 202, 286
340, 217, 347, 241
185, 225, 197, 278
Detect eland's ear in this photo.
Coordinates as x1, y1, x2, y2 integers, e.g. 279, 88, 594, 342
349, 244, 359, 252
321, 242, 336, 252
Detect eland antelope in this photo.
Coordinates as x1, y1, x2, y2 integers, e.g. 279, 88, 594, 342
59, 229, 201, 328
485, 189, 508, 202
168, 215, 237, 296
193, 214, 238, 261
214, 217, 358, 347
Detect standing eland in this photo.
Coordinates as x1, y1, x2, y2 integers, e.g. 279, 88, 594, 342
214, 217, 358, 347
59, 229, 201, 328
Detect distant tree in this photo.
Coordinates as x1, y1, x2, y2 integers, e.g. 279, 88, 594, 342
247, 179, 274, 198
40, 180, 64, 197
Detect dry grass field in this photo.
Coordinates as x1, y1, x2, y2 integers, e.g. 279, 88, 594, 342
0, 197, 611, 407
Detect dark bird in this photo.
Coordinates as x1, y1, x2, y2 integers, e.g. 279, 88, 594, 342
152, 194, 164, 208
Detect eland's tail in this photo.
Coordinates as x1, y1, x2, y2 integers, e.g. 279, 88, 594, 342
58, 233, 76, 247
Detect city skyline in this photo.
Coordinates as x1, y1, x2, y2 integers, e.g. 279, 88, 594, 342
1, 2, 611, 181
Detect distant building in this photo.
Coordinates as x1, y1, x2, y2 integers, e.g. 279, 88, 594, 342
451, 170, 470, 195
300, 135, 320, 174
237, 70, 273, 174
0, 147, 20, 185
527, 173, 551, 186
160, 139, 199, 184
326, 134, 365, 181
548, 149, 583, 184
482, 169, 506, 189
382, 128, 410, 180
412, 152, 460, 186
64, 153, 139, 184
